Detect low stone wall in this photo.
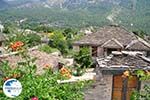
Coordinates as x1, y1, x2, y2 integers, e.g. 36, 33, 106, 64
84, 75, 113, 100
140, 80, 150, 91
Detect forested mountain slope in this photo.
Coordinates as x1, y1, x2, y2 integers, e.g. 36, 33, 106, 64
0, 0, 150, 33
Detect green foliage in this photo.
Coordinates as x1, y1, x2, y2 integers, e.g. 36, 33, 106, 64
130, 91, 140, 100
74, 47, 93, 68
49, 31, 68, 55
140, 85, 150, 99
133, 30, 147, 39
6, 32, 28, 45
1, 1, 150, 33
63, 28, 77, 40
39, 44, 59, 54
135, 70, 150, 80
131, 70, 150, 100
33, 25, 54, 33
73, 64, 84, 76
6, 32, 41, 47
131, 85, 150, 100
26, 33, 41, 47
0, 51, 91, 100
3, 22, 18, 34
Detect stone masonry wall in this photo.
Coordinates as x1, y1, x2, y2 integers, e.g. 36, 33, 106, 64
97, 47, 104, 57
73, 45, 80, 51
84, 75, 113, 100
140, 80, 150, 91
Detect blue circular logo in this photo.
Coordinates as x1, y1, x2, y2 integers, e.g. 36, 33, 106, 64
3, 79, 22, 98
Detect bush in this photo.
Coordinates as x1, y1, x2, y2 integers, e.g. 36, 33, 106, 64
49, 31, 68, 55
130, 70, 150, 100
39, 44, 59, 54
6, 33, 41, 48
26, 34, 41, 47
0, 51, 91, 100
74, 47, 93, 68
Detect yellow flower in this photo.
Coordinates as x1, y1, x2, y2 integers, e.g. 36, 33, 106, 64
123, 70, 130, 77
48, 32, 54, 38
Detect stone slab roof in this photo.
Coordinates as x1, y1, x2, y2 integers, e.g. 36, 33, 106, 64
74, 25, 150, 51
96, 51, 150, 68
74, 25, 137, 46
0, 49, 59, 74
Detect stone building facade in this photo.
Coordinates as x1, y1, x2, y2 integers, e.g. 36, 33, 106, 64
73, 25, 150, 57
74, 25, 150, 100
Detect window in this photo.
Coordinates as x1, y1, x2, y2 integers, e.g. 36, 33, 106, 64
0, 42, 2, 47
147, 51, 150, 57
92, 46, 98, 57
106, 48, 119, 56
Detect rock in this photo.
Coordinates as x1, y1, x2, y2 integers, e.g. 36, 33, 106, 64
51, 51, 61, 57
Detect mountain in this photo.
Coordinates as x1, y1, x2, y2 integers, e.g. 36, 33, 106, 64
0, 0, 9, 9
0, 0, 150, 33
3, 0, 133, 9
4, 0, 90, 9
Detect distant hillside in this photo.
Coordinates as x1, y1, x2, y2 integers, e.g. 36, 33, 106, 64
0, 0, 9, 8
0, 0, 150, 33
3, 0, 135, 9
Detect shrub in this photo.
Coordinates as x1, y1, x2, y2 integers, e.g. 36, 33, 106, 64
74, 47, 93, 68
49, 31, 68, 55
39, 44, 59, 54
26, 34, 41, 47
123, 70, 150, 100
6, 33, 41, 48
0, 50, 91, 100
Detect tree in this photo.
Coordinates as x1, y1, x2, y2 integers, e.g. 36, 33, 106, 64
74, 47, 93, 68
133, 30, 147, 39
49, 31, 68, 55
26, 34, 41, 47
3, 22, 18, 34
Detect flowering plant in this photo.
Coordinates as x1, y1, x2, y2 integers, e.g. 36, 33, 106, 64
10, 41, 24, 51
0, 49, 91, 100
60, 67, 72, 78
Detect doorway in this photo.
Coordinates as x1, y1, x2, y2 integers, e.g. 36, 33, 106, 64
92, 46, 98, 57
112, 75, 139, 100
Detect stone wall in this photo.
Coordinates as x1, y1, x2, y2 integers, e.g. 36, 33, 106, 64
140, 80, 150, 91
84, 75, 113, 100
97, 47, 104, 57
73, 45, 80, 51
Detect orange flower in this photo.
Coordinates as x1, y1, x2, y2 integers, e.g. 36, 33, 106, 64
3, 77, 10, 81
13, 74, 18, 78
60, 67, 71, 78
10, 41, 24, 51
44, 64, 52, 70
12, 74, 21, 78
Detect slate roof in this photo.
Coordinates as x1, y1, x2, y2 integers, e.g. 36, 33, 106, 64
0, 50, 59, 74
74, 25, 150, 51
96, 51, 150, 68
74, 25, 137, 46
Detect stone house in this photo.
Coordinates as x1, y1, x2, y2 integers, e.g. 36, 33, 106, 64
84, 51, 150, 100
73, 25, 150, 100
73, 25, 150, 57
